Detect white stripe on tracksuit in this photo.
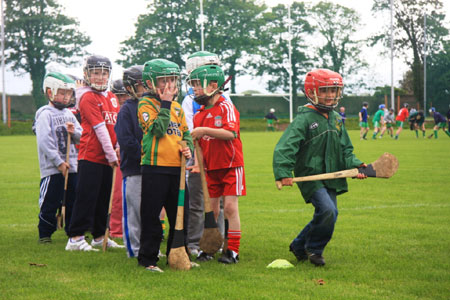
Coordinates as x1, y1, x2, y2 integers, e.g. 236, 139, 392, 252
39, 176, 50, 208
234, 167, 244, 196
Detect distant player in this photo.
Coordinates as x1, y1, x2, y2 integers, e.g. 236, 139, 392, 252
338, 106, 346, 126
372, 104, 385, 139
428, 107, 450, 139
359, 102, 369, 140
382, 108, 395, 138
265, 108, 278, 131
394, 103, 409, 140
408, 110, 426, 138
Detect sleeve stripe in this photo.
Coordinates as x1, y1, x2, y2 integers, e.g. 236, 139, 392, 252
220, 102, 236, 122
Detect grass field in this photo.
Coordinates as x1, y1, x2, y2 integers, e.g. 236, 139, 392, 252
0, 131, 449, 300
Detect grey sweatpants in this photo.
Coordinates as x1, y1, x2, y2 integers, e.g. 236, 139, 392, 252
187, 171, 224, 251
122, 175, 142, 258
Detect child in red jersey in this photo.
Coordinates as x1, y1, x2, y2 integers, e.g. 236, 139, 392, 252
65, 55, 124, 251
394, 103, 410, 140
187, 65, 245, 264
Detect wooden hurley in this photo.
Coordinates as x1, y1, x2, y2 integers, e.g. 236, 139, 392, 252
103, 166, 117, 252
57, 133, 71, 230
195, 140, 224, 255
168, 140, 191, 270
276, 152, 399, 190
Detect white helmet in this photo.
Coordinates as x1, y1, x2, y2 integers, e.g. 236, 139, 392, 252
270, 108, 275, 113
43, 72, 76, 109
186, 51, 221, 74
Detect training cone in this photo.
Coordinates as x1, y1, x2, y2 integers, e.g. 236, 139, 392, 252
267, 259, 294, 269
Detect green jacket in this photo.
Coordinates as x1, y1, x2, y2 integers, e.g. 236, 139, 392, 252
273, 105, 363, 202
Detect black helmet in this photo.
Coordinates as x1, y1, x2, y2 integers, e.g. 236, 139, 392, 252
403, 103, 409, 108
362, 102, 368, 107
123, 65, 144, 99
83, 55, 112, 91
111, 79, 127, 95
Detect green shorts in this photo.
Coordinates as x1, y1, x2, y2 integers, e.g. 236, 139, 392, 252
267, 119, 274, 125
373, 121, 381, 128
359, 122, 368, 128
396, 121, 404, 128
437, 122, 446, 128
386, 123, 393, 128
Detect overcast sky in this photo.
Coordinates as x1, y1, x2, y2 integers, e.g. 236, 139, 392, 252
2, 0, 450, 95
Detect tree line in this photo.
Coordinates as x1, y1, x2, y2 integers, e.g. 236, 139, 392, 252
4, 0, 449, 111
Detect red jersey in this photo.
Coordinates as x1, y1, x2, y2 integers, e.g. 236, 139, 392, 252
193, 96, 244, 171
396, 107, 409, 122
78, 91, 119, 165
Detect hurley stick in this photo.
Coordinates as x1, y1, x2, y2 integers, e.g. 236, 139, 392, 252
57, 133, 71, 230
195, 140, 224, 254
276, 152, 399, 190
168, 141, 191, 270
103, 166, 117, 252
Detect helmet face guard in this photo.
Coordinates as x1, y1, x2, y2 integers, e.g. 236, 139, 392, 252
143, 59, 181, 100
111, 79, 127, 96
304, 69, 343, 111
83, 55, 112, 91
43, 72, 76, 110
123, 65, 144, 99
186, 51, 221, 74
186, 65, 225, 105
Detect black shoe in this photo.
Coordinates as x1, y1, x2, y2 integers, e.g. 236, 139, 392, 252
196, 251, 213, 262
289, 244, 308, 261
307, 252, 325, 266
218, 250, 239, 264
38, 237, 52, 244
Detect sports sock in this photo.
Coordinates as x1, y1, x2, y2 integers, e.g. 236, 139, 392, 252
445, 130, 450, 137
434, 130, 438, 139
395, 135, 398, 140
363, 132, 367, 139
422, 130, 426, 137
372, 132, 377, 139
227, 230, 241, 254
160, 219, 165, 236
70, 236, 84, 243
415, 130, 418, 138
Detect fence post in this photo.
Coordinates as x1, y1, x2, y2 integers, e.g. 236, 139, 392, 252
7, 96, 10, 128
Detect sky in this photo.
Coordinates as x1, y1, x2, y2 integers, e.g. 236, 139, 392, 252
2, 0, 450, 95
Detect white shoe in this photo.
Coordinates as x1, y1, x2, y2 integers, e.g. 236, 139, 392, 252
190, 261, 200, 268
91, 238, 125, 249
189, 248, 199, 256
65, 237, 99, 252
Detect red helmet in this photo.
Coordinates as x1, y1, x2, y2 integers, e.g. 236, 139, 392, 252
304, 69, 343, 111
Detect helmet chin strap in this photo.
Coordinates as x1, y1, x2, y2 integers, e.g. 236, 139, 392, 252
194, 75, 232, 106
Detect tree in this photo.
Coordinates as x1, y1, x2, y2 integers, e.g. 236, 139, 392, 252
118, 0, 199, 69
310, 2, 367, 84
5, 0, 91, 108
249, 2, 313, 102
118, 0, 266, 94
425, 41, 450, 111
372, 0, 449, 105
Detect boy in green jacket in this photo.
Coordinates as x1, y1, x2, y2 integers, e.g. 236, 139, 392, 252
273, 69, 367, 266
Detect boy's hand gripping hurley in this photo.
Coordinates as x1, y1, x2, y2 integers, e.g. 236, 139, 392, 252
276, 152, 399, 190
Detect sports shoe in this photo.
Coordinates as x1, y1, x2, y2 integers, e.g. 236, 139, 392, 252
145, 265, 164, 273
188, 248, 199, 257
289, 244, 308, 261
190, 261, 200, 268
38, 237, 52, 244
65, 237, 99, 252
196, 251, 213, 262
307, 252, 325, 266
91, 238, 125, 249
218, 249, 239, 264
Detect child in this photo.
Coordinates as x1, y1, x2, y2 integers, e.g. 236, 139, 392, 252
384, 108, 395, 138
408, 110, 426, 138
338, 106, 346, 125
188, 65, 246, 264
65, 55, 124, 251
137, 59, 193, 272
372, 104, 385, 139
265, 108, 278, 131
428, 107, 450, 139
273, 69, 367, 266
35, 72, 81, 243
115, 65, 146, 258
359, 102, 369, 140
394, 103, 409, 140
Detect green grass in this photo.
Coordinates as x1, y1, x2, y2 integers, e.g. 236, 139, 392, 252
1, 132, 449, 299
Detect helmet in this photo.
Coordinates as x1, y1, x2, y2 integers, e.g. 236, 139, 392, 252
142, 59, 180, 97
186, 65, 225, 105
379, 104, 385, 110
362, 102, 368, 107
43, 72, 76, 109
123, 65, 144, 99
429, 107, 436, 113
270, 108, 275, 113
304, 69, 343, 111
186, 51, 221, 74
83, 55, 112, 91
403, 103, 409, 108
111, 79, 127, 95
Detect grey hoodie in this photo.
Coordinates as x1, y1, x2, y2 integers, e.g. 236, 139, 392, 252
35, 105, 82, 178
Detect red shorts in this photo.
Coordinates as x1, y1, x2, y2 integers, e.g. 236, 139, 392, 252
205, 167, 246, 198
